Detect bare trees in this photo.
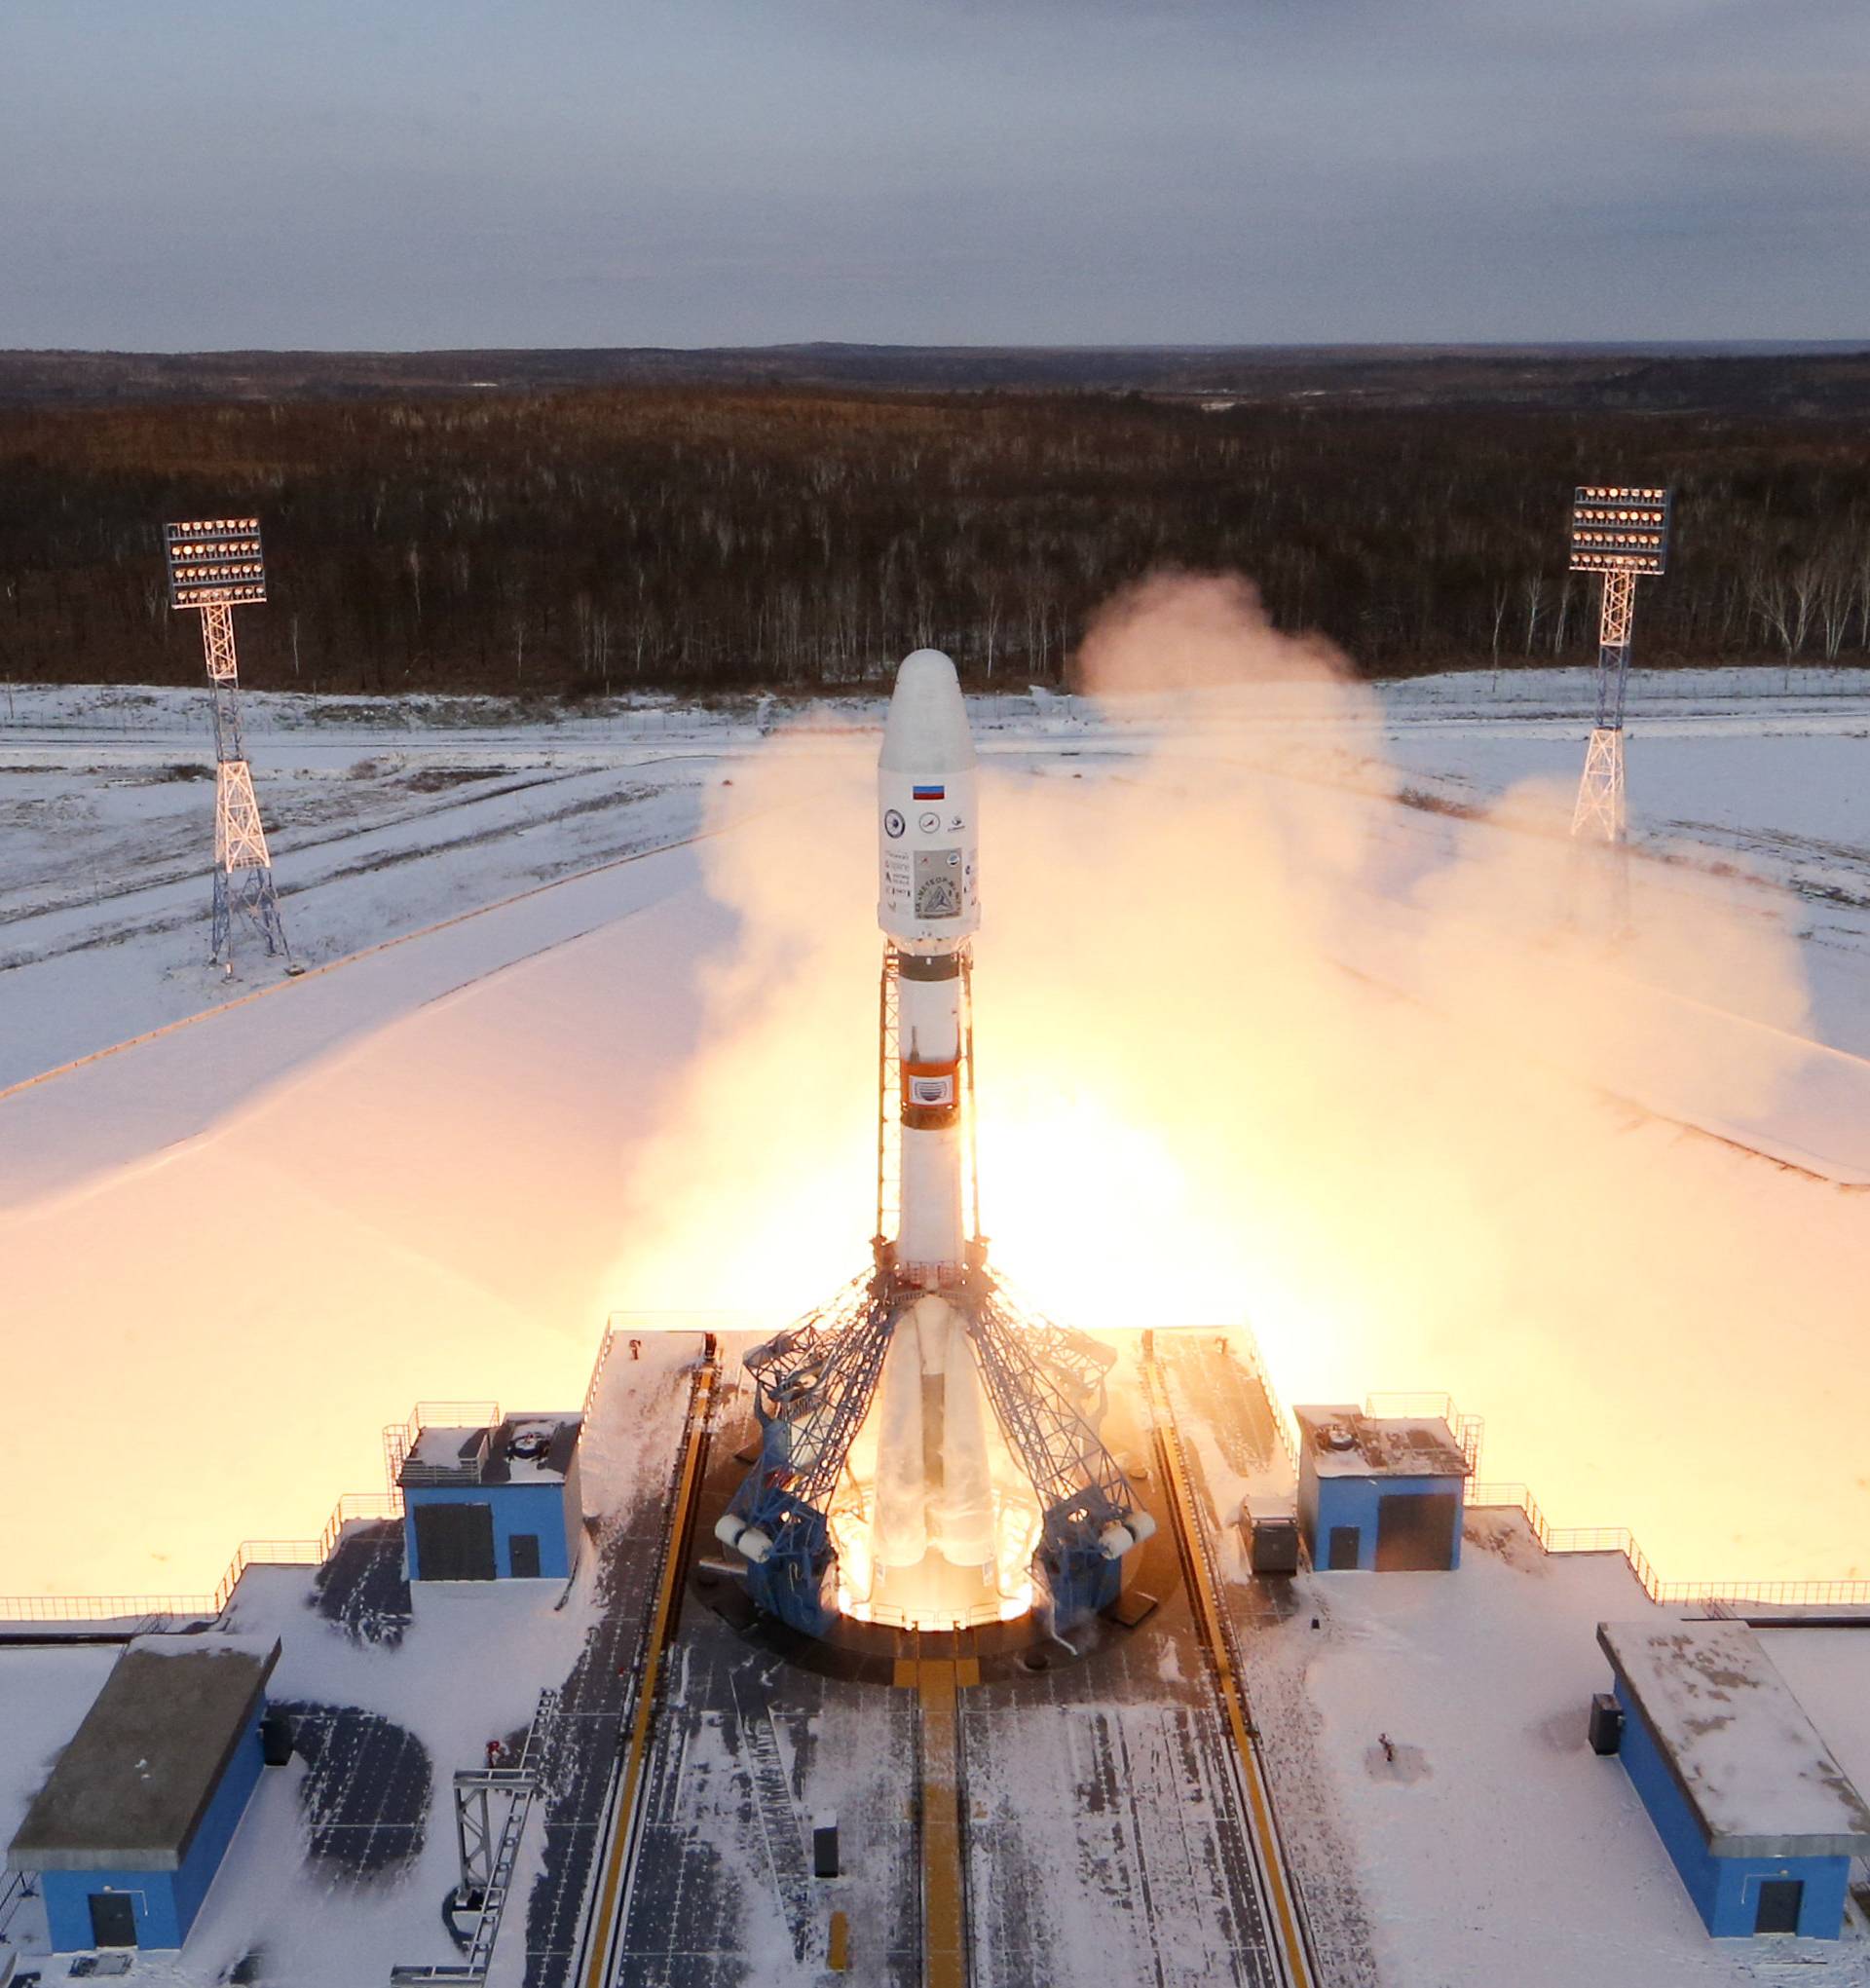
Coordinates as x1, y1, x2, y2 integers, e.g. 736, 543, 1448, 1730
1746, 543, 1869, 664
0, 386, 1866, 694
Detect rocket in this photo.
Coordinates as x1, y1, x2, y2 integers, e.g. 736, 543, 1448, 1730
878, 648, 980, 1288
872, 648, 1003, 1581
713, 646, 1150, 1631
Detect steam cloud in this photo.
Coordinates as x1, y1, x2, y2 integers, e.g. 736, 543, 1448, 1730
614, 573, 1862, 1585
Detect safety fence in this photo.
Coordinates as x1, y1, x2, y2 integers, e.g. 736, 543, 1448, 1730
0, 1332, 624, 1630
0, 1488, 405, 1628
1225, 1324, 1301, 1478
1364, 1392, 1485, 1475
1467, 1481, 1870, 1610
383, 1399, 505, 1494
0, 1867, 35, 1940
580, 1330, 619, 1422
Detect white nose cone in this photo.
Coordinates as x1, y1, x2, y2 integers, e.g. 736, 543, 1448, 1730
879, 649, 980, 948
880, 649, 977, 776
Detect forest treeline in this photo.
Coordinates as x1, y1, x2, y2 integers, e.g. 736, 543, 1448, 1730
0, 385, 1867, 696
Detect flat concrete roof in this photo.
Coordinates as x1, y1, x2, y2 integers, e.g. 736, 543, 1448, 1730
1294, 1405, 1469, 1480
1598, 1621, 1870, 1859
7, 1634, 279, 1873
400, 1412, 580, 1489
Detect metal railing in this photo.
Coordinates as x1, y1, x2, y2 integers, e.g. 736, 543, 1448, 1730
1469, 1482, 1662, 1594
2, 1332, 615, 1631
1228, 1322, 1301, 1478
1467, 1482, 1870, 1610
580, 1329, 618, 1423
1364, 1392, 1484, 1474
382, 1399, 504, 1497
0, 1491, 402, 1628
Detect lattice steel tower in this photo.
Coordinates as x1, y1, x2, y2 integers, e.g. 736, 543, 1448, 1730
1567, 485, 1671, 922
165, 518, 293, 967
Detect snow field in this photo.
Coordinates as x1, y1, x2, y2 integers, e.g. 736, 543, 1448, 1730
1282, 1519, 1870, 1985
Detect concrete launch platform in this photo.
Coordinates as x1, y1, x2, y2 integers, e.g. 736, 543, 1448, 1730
599, 1329, 1297, 1988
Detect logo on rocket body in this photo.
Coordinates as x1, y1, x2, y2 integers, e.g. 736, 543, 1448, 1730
879, 650, 980, 951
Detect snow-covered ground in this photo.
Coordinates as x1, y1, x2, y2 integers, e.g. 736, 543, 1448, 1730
7, 667, 1870, 1606
0, 1332, 697, 1981
1267, 1512, 1870, 1987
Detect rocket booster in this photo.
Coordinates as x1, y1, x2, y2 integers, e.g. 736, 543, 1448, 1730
879, 650, 979, 1286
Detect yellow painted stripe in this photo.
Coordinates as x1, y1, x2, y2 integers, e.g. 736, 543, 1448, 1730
582, 1355, 717, 1988
918, 1657, 967, 1988
1147, 1359, 1314, 1988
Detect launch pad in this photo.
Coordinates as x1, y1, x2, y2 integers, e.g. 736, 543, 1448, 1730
702, 1303, 1170, 1675
601, 1325, 1299, 1988
719, 1258, 1152, 1639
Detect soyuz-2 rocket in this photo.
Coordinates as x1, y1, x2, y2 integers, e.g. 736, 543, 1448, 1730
878, 647, 980, 1285
715, 649, 1152, 1637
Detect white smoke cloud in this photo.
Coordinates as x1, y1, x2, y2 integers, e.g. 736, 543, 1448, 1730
611, 574, 1867, 1585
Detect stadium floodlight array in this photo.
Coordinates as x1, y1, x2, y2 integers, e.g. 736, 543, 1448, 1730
1569, 487, 1670, 578
164, 516, 294, 968
165, 518, 267, 609
1565, 484, 1673, 931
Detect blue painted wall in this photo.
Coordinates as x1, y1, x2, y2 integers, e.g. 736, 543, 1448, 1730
41, 1702, 266, 1952
403, 1481, 576, 1581
1301, 1472, 1464, 1572
1613, 1679, 1851, 1937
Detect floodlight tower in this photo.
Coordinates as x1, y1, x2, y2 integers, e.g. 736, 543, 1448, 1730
165, 518, 293, 967
1567, 485, 1671, 858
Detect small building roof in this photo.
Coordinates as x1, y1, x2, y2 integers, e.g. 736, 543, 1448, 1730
1597, 1621, 1870, 1859
7, 1634, 280, 1873
1294, 1405, 1469, 1481
400, 1412, 580, 1490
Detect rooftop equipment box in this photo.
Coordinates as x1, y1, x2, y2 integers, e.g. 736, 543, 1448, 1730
400, 1412, 584, 1585
1293, 1406, 1470, 1573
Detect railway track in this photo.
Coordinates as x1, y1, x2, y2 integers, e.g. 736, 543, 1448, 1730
576, 1338, 719, 1988
572, 1332, 971, 1988
1141, 1337, 1318, 1988
577, 1332, 1319, 1988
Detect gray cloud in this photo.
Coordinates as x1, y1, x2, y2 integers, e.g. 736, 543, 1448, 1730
0, 0, 1863, 346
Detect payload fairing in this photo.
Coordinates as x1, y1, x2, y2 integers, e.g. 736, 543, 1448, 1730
715, 651, 1152, 1637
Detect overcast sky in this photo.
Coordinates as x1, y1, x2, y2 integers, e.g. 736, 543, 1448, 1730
3, 0, 1866, 350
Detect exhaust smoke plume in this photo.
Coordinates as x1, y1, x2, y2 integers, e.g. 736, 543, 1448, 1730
614, 572, 1864, 1587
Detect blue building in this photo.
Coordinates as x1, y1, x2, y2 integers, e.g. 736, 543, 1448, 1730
400, 1412, 583, 1584
1293, 1406, 1469, 1572
1596, 1621, 1870, 1939
7, 1635, 280, 1952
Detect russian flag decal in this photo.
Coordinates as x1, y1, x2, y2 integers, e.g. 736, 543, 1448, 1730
913, 783, 945, 801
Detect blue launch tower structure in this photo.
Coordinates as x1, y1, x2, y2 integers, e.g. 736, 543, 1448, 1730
723, 1257, 1141, 1638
